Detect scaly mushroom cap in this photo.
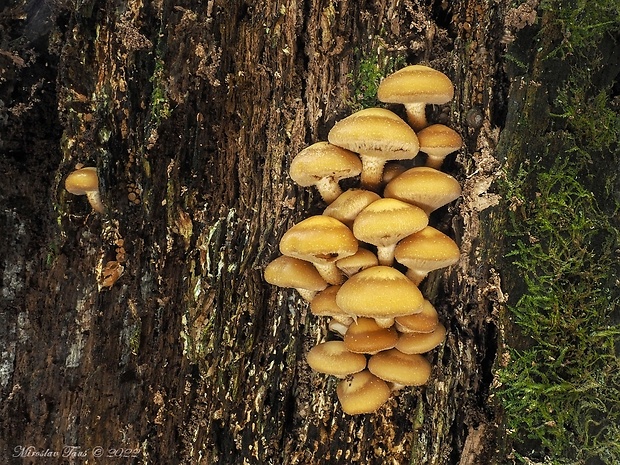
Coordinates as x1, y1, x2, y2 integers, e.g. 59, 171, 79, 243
417, 124, 463, 169
352, 198, 428, 265
394, 226, 460, 284
306, 341, 367, 378
377, 65, 454, 131
384, 166, 461, 215
290, 142, 362, 204
336, 370, 391, 415
396, 322, 447, 354
336, 248, 379, 277
328, 108, 420, 190
344, 317, 398, 354
279, 215, 358, 284
394, 299, 440, 334
336, 266, 424, 319
322, 189, 381, 228
264, 256, 328, 301
368, 348, 432, 387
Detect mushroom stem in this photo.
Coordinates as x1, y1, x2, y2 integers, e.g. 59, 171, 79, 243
86, 190, 105, 213
359, 155, 386, 191
376, 244, 397, 266
424, 155, 445, 170
314, 177, 343, 204
403, 102, 428, 131
405, 268, 428, 285
313, 262, 345, 285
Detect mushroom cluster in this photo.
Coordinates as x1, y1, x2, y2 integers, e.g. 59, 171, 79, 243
265, 65, 462, 415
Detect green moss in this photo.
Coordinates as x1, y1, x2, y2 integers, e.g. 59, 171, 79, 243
347, 50, 405, 111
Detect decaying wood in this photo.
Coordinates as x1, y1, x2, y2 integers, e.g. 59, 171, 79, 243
1, 0, 515, 463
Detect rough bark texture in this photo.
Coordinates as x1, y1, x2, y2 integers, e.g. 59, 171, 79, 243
2, 0, 514, 463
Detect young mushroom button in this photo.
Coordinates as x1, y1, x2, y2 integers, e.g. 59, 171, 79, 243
279, 215, 358, 285
328, 108, 419, 191
377, 65, 455, 131
417, 124, 463, 169
64, 167, 105, 213
289, 142, 362, 204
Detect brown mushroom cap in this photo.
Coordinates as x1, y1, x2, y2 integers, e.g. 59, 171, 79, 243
394, 226, 460, 284
368, 348, 432, 387
310, 285, 353, 324
336, 248, 379, 277
384, 166, 461, 215
394, 299, 440, 333
377, 65, 454, 131
336, 370, 391, 415
417, 124, 463, 169
328, 108, 419, 190
306, 341, 367, 378
279, 215, 358, 285
322, 189, 381, 228
64, 167, 105, 213
264, 256, 328, 301
290, 142, 362, 204
344, 317, 399, 354
396, 322, 447, 354
336, 266, 424, 319
352, 198, 428, 265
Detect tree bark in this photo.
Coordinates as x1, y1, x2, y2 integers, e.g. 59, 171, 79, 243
2, 0, 515, 463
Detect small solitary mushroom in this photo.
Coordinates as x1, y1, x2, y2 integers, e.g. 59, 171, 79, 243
416, 124, 463, 169
290, 142, 362, 204
394, 226, 460, 284
64, 167, 105, 213
384, 166, 461, 215
352, 198, 428, 265
264, 256, 328, 301
279, 215, 358, 285
377, 65, 454, 131
336, 370, 391, 415
328, 108, 419, 190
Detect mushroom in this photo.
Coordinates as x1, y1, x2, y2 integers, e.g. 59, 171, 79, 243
279, 215, 358, 285
328, 318, 352, 337
384, 166, 461, 216
394, 226, 460, 284
396, 322, 447, 354
322, 189, 381, 228
367, 348, 432, 390
352, 198, 428, 266
64, 167, 105, 213
264, 256, 328, 301
306, 341, 367, 378
344, 317, 398, 354
336, 247, 379, 278
416, 124, 463, 169
394, 299, 440, 334
310, 285, 354, 325
336, 266, 424, 320
377, 65, 455, 131
336, 370, 391, 415
289, 142, 362, 204
328, 108, 419, 190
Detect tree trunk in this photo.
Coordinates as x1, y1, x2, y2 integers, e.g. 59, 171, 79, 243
0, 0, 557, 463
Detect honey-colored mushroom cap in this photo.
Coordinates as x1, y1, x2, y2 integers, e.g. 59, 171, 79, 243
336, 248, 379, 277
384, 166, 461, 215
394, 226, 460, 284
336, 370, 391, 415
344, 317, 399, 354
64, 167, 105, 213
328, 108, 419, 190
396, 322, 447, 354
368, 348, 432, 386
264, 256, 328, 301
306, 341, 367, 378
352, 198, 428, 265
336, 266, 424, 318
323, 189, 381, 228
290, 142, 362, 204
279, 215, 358, 284
417, 124, 463, 169
377, 65, 454, 131
395, 299, 440, 333
310, 285, 353, 324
